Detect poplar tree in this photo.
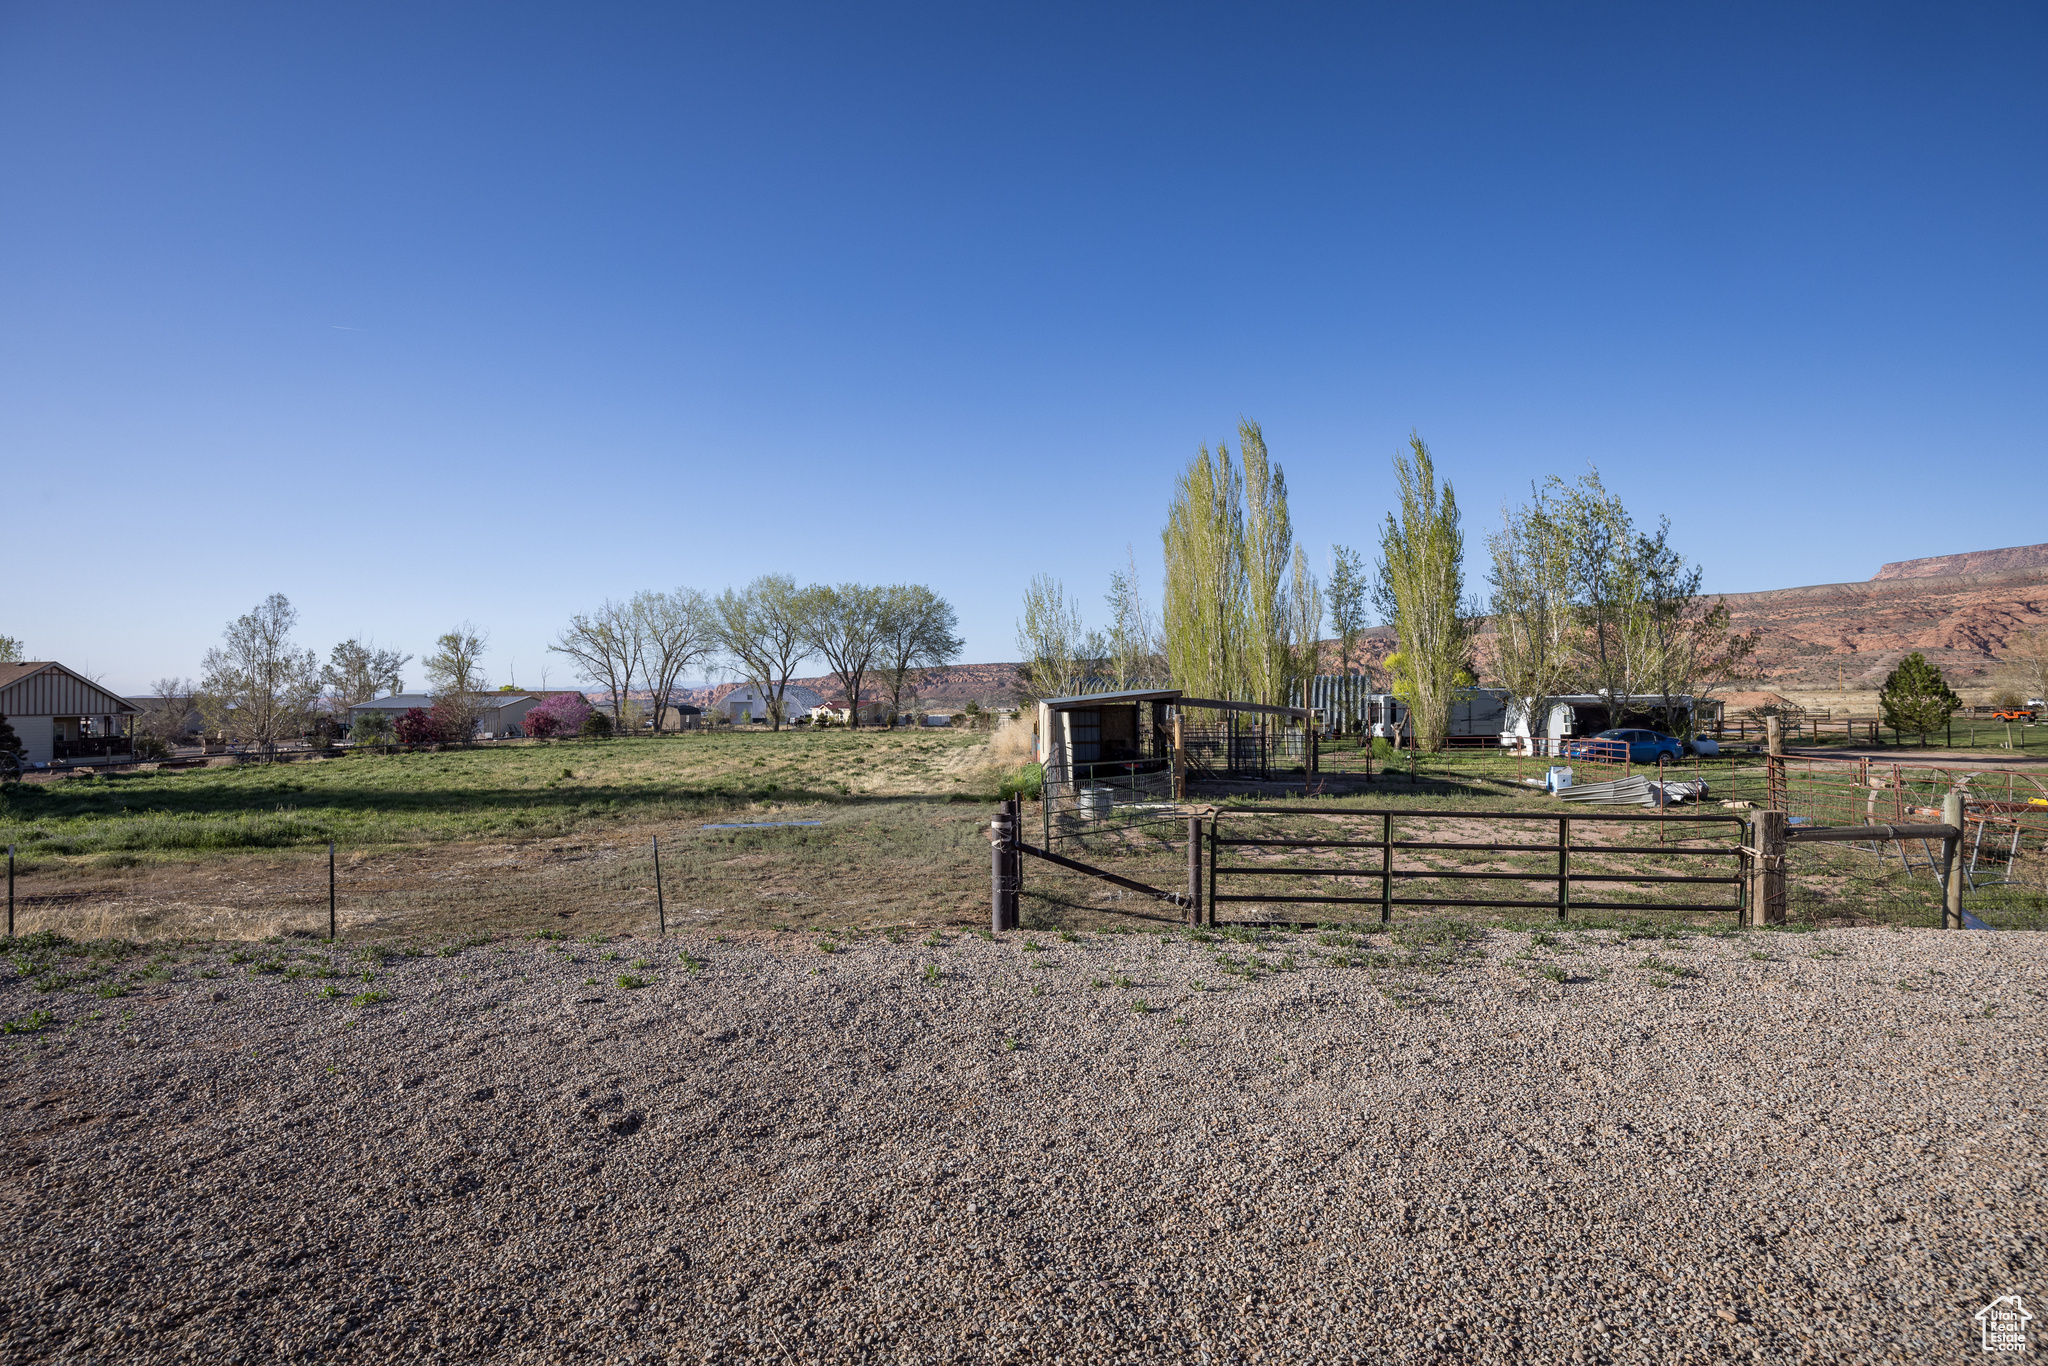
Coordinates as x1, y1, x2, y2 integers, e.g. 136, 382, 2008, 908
1238, 420, 1294, 708
1161, 443, 1245, 700
1372, 434, 1473, 752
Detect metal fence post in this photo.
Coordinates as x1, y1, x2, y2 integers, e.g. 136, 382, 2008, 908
1941, 790, 1964, 929
1008, 796, 1023, 929
1380, 812, 1393, 925
327, 840, 336, 942
1556, 816, 1570, 923
6, 845, 12, 939
1186, 816, 1202, 928
653, 834, 666, 937
991, 804, 1017, 933
1206, 817, 1218, 927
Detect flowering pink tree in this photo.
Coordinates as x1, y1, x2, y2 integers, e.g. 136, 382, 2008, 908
524, 692, 593, 738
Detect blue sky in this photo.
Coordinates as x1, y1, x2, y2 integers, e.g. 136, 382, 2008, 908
5, 3, 2043, 693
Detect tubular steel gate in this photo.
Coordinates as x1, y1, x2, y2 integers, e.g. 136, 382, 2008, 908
1201, 806, 1747, 926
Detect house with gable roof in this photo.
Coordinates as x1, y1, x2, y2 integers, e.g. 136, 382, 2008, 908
0, 662, 141, 766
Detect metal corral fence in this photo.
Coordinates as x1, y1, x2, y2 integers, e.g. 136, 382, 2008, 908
1037, 761, 1179, 848
1731, 755, 2048, 930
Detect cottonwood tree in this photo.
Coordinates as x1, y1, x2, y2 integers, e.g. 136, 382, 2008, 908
1373, 434, 1474, 752
711, 574, 812, 730
198, 594, 324, 754
1327, 545, 1368, 681
1487, 482, 1581, 750
1104, 551, 1163, 692
1625, 521, 1758, 733
139, 676, 197, 748
423, 624, 489, 740
550, 601, 643, 728
876, 585, 963, 723
1161, 439, 1246, 700
1993, 628, 2048, 707
1879, 652, 1960, 747
1015, 574, 1087, 705
0, 635, 23, 664
1286, 546, 1323, 707
633, 588, 713, 732
802, 583, 890, 727
322, 639, 410, 713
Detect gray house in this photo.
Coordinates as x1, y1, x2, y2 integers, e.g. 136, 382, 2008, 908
348, 692, 544, 739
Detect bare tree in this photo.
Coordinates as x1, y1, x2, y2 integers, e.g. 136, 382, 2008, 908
549, 601, 643, 728
1105, 550, 1163, 692
711, 575, 812, 730
198, 594, 324, 754
633, 588, 713, 732
139, 676, 198, 748
322, 638, 411, 714
877, 585, 963, 723
1015, 574, 1087, 705
1994, 627, 2048, 705
423, 623, 490, 739
802, 583, 890, 727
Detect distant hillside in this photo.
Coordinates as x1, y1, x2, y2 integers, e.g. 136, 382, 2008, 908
1713, 564, 2048, 689
1873, 542, 2048, 580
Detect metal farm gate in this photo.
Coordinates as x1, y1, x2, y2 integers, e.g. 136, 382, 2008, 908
1198, 806, 1747, 926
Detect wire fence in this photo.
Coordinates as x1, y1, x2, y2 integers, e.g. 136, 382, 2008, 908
6, 749, 2041, 945
1, 811, 998, 945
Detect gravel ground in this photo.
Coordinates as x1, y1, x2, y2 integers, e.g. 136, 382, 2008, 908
1, 923, 2042, 1363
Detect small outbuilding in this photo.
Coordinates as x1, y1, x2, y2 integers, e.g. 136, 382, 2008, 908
0, 662, 141, 766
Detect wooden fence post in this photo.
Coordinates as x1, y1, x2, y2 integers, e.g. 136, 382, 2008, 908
6, 844, 12, 939
1941, 789, 1964, 929
1172, 715, 1186, 801
1747, 810, 1787, 926
1186, 817, 1202, 928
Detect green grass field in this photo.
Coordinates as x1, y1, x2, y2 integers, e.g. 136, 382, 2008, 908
0, 725, 2032, 943
0, 729, 1000, 866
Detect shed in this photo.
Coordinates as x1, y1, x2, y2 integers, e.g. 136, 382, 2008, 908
0, 662, 141, 766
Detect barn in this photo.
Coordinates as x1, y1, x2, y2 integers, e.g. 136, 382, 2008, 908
0, 662, 141, 767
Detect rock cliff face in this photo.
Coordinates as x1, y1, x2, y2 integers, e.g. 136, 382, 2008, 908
1873, 542, 2048, 580
1716, 566, 2048, 688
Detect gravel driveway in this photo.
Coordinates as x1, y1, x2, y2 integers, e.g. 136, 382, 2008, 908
2, 923, 2041, 1363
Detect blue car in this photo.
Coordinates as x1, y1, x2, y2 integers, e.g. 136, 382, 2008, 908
1573, 727, 1685, 764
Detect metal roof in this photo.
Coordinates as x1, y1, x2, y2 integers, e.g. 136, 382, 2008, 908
1037, 688, 1183, 710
